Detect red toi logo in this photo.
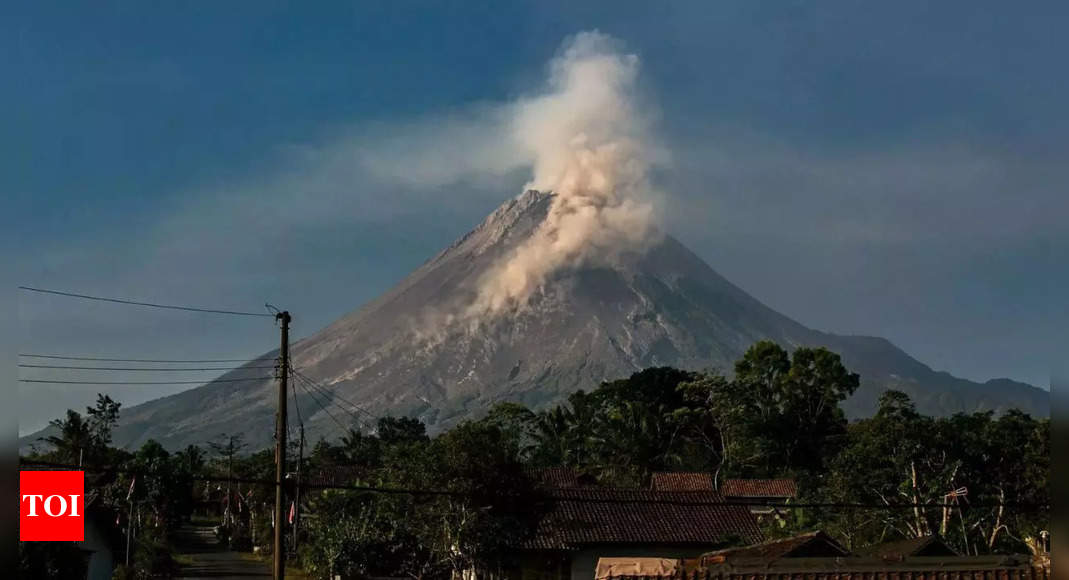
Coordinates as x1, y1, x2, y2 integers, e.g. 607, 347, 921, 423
20, 471, 84, 541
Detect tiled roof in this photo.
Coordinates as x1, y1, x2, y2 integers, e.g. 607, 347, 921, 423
530, 467, 598, 489
650, 472, 714, 491
720, 479, 796, 498
859, 535, 958, 558
524, 488, 763, 550
604, 555, 1047, 580
699, 531, 852, 562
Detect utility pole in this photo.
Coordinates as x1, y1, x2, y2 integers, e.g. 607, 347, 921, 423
125, 500, 132, 566
226, 439, 233, 533
292, 424, 304, 552
273, 311, 291, 580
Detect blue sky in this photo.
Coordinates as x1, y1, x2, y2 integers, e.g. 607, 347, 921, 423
6, 1, 1066, 434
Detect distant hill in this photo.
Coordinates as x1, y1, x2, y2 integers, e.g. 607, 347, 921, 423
21, 190, 1049, 452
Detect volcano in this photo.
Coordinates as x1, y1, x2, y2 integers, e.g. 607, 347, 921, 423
72, 190, 1048, 451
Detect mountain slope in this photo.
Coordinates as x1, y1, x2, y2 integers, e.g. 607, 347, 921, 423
29, 190, 1048, 451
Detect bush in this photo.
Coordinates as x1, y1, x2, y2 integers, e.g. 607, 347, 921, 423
116, 526, 178, 579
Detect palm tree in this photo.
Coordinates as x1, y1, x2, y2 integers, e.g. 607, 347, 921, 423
177, 444, 206, 474
531, 407, 574, 466
42, 410, 94, 465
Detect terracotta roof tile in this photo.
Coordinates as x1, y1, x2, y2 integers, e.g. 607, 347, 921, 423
606, 555, 1047, 580
530, 467, 598, 489
699, 531, 851, 561
650, 472, 714, 491
859, 535, 958, 558
720, 479, 796, 498
525, 488, 763, 550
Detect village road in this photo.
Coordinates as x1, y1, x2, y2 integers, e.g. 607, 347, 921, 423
173, 524, 272, 579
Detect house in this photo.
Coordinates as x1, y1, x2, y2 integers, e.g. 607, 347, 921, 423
534, 467, 600, 489
648, 473, 796, 517
595, 558, 681, 580
649, 473, 714, 492
78, 493, 122, 580
859, 535, 958, 559
511, 485, 763, 580
597, 552, 1046, 580
718, 479, 796, 515
592, 529, 1048, 580
697, 530, 852, 563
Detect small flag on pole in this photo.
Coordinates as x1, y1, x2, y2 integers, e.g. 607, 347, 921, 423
288, 501, 296, 524
126, 477, 136, 502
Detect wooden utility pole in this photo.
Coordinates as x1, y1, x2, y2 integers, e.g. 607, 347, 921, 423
273, 311, 291, 580
292, 424, 304, 552
125, 498, 132, 566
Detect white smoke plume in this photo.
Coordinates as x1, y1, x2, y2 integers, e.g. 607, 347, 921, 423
468, 31, 662, 316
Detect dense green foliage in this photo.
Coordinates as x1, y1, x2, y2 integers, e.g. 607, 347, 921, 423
21, 341, 1049, 578
299, 418, 542, 579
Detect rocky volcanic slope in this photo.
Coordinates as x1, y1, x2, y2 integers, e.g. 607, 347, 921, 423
34, 190, 1048, 451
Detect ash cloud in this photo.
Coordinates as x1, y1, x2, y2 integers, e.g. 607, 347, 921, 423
468, 31, 663, 317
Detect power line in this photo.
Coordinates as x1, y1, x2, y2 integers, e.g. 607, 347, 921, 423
293, 368, 377, 422
19, 377, 273, 385
293, 376, 349, 433
290, 371, 304, 430
292, 371, 374, 431
15, 460, 1052, 511
18, 286, 274, 317
19, 354, 273, 363
19, 364, 276, 371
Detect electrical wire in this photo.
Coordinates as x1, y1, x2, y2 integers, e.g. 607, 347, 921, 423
19, 377, 273, 385
293, 376, 349, 433
18, 286, 274, 317
290, 370, 304, 431
297, 373, 371, 431
14, 460, 1052, 510
292, 372, 374, 431
18, 364, 276, 371
19, 354, 274, 363
292, 368, 377, 422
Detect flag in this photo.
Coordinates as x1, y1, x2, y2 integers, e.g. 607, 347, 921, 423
126, 477, 136, 502
288, 501, 296, 524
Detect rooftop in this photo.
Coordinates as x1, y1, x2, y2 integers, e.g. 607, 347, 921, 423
525, 488, 763, 551
720, 479, 796, 498
650, 472, 714, 492
699, 531, 851, 562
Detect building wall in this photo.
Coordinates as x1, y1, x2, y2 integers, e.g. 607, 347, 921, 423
569, 545, 710, 580
79, 518, 115, 580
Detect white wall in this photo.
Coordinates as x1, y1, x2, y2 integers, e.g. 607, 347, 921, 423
79, 518, 115, 580
569, 546, 711, 580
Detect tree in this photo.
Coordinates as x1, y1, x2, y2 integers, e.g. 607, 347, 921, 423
207, 433, 247, 532
480, 402, 537, 461
377, 416, 428, 446
728, 342, 858, 478
42, 410, 93, 465
19, 541, 88, 579
340, 427, 383, 467
677, 372, 748, 487
176, 444, 206, 474
128, 439, 186, 526
818, 390, 1050, 554
86, 393, 121, 448
418, 421, 543, 577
